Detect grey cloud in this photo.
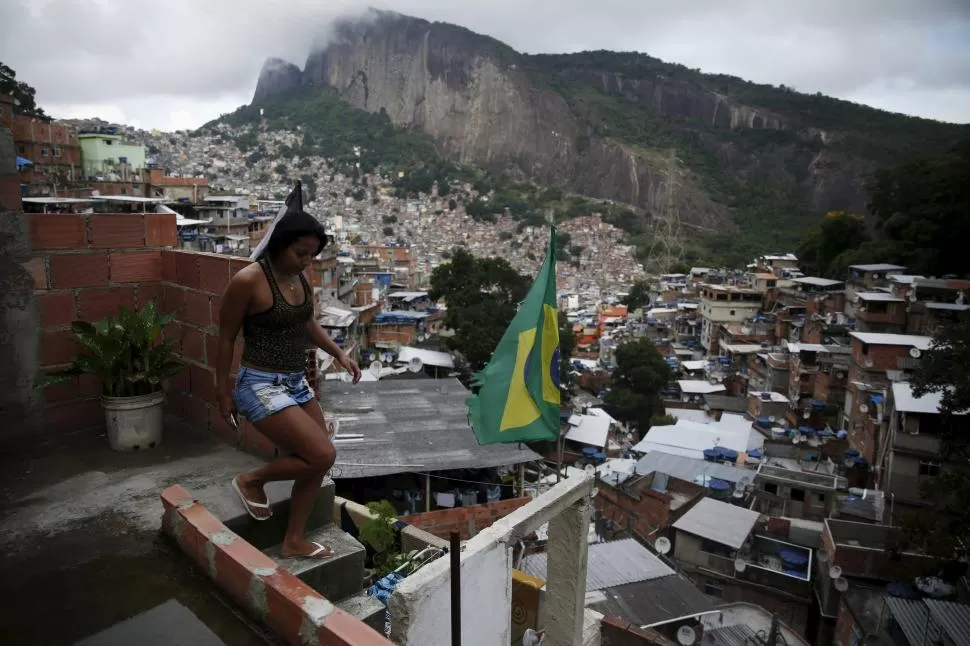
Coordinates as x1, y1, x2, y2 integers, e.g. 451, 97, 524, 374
1, 0, 968, 128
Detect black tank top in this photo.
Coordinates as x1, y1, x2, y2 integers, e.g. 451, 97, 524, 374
241, 258, 314, 373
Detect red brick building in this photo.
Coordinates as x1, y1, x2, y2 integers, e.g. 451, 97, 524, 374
0, 94, 82, 196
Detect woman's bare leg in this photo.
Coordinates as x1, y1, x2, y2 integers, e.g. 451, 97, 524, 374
234, 404, 335, 556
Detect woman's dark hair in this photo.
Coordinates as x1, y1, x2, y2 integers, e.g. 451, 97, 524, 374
262, 210, 329, 260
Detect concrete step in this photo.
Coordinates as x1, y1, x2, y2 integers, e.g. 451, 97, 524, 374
336, 591, 387, 635
206, 477, 335, 550
263, 524, 367, 604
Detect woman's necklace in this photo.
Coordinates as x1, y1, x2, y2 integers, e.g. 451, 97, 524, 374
271, 264, 300, 294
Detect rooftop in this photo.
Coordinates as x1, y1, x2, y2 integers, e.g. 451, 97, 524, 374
673, 497, 761, 549
565, 409, 614, 448
320, 379, 541, 478
678, 380, 727, 395
631, 418, 763, 461
634, 451, 756, 488
849, 263, 907, 272
856, 291, 905, 303
519, 538, 673, 592
849, 332, 933, 349
790, 277, 843, 288
589, 575, 717, 629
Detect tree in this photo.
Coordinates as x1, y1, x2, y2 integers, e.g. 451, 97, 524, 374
862, 139, 970, 278
796, 211, 870, 278
621, 280, 651, 311
428, 248, 529, 371
0, 62, 46, 117
902, 313, 970, 559
603, 338, 672, 436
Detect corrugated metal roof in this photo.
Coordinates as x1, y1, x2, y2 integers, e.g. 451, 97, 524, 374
590, 575, 715, 628
321, 379, 541, 478
891, 382, 960, 415
634, 451, 756, 487
885, 597, 945, 646
924, 599, 970, 646
672, 498, 760, 549
703, 624, 759, 646
519, 538, 673, 592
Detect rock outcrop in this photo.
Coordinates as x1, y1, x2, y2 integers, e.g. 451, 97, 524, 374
251, 10, 968, 234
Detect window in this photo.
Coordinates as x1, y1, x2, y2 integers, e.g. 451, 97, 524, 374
730, 310, 736, 316
919, 461, 941, 477
704, 583, 724, 598
40, 147, 49, 156
790, 488, 806, 502
17, 144, 25, 154
52, 147, 61, 157
764, 483, 778, 495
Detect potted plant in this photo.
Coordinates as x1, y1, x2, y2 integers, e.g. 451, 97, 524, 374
39, 302, 183, 451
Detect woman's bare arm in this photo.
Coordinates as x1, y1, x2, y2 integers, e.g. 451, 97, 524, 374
216, 270, 254, 402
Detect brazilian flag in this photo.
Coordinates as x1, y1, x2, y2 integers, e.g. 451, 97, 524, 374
467, 227, 561, 445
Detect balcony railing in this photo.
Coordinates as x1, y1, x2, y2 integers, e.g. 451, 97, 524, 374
389, 474, 598, 646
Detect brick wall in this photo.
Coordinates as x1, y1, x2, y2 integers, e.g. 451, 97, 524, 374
29, 211, 175, 431
594, 476, 705, 542
402, 497, 531, 540
159, 249, 320, 460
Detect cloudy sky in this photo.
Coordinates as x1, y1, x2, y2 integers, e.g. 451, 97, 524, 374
1, 0, 968, 131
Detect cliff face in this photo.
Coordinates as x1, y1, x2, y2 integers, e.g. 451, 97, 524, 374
252, 11, 969, 237
253, 58, 303, 102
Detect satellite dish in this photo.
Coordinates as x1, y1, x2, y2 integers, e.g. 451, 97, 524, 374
709, 377, 718, 385
591, 487, 599, 498
834, 577, 849, 592
677, 625, 696, 646
682, 396, 690, 403
829, 565, 843, 579
803, 411, 811, 419
817, 549, 829, 564
859, 404, 869, 414
768, 415, 776, 423
792, 435, 800, 445
584, 464, 596, 474
909, 347, 921, 359
734, 558, 747, 573
408, 357, 423, 373
369, 361, 383, 379
655, 537, 672, 555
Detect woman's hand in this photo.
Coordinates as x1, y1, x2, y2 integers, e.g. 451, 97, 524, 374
217, 390, 237, 429
338, 354, 362, 384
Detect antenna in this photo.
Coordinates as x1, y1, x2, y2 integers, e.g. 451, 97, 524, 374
859, 404, 869, 414
584, 464, 596, 475
909, 347, 922, 359
803, 411, 811, 419
655, 537, 672, 555
834, 577, 849, 592
408, 357, 423, 373
734, 557, 747, 573
828, 565, 842, 579
768, 416, 776, 423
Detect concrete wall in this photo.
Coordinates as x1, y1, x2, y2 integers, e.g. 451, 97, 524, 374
0, 125, 42, 437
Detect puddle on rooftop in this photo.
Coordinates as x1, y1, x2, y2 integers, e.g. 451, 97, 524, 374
0, 524, 278, 646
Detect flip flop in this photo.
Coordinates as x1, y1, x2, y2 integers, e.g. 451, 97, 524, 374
231, 476, 272, 521
286, 542, 334, 560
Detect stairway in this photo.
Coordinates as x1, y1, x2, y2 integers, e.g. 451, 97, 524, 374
208, 476, 386, 633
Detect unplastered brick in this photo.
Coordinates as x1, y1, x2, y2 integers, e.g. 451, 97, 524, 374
89, 214, 145, 248
158, 485, 390, 646
49, 253, 109, 289
30, 214, 87, 250
109, 251, 162, 283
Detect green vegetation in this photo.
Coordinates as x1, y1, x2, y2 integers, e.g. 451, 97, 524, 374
526, 50, 969, 265
621, 280, 651, 311
799, 140, 970, 279
603, 338, 672, 437
207, 87, 442, 175
0, 62, 46, 118
902, 314, 970, 559
428, 248, 530, 370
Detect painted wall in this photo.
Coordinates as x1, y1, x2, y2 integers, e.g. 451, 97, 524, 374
390, 540, 513, 645
78, 134, 147, 177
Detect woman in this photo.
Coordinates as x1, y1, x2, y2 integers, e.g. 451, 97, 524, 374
216, 209, 361, 559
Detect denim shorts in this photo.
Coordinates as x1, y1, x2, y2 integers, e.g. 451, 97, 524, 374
233, 366, 314, 424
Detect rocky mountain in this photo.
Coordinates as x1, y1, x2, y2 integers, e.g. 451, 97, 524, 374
248, 10, 970, 259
